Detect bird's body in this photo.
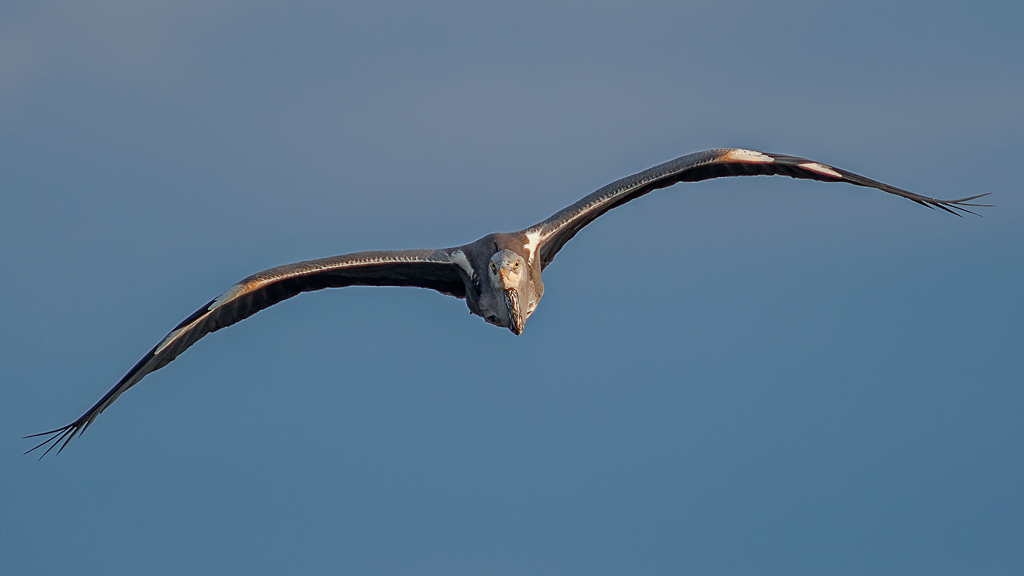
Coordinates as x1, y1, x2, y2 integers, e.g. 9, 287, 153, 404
27, 148, 987, 456
453, 234, 543, 334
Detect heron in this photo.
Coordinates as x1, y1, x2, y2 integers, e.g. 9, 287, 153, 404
26, 148, 987, 456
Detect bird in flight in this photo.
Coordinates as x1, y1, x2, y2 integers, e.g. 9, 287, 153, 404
26, 148, 987, 457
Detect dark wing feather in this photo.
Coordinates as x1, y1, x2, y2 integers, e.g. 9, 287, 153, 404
527, 148, 989, 268
26, 248, 465, 457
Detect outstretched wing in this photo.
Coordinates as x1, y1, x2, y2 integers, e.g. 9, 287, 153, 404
527, 148, 989, 268
26, 248, 466, 457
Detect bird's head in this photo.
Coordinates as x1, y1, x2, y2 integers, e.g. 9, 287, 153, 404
488, 249, 528, 335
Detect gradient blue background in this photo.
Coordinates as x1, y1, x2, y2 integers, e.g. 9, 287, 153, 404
2, 2, 1022, 574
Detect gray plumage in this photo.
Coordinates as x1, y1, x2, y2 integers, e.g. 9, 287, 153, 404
27, 148, 988, 456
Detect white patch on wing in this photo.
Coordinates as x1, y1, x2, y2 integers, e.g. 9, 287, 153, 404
523, 230, 541, 264
153, 317, 203, 356
210, 284, 246, 311
448, 250, 474, 279
724, 149, 774, 163
798, 162, 842, 178
154, 282, 248, 356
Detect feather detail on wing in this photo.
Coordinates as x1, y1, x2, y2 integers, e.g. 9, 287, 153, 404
526, 148, 990, 268
25, 248, 465, 457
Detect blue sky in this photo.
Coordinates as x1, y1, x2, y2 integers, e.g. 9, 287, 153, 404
2, 1, 1022, 574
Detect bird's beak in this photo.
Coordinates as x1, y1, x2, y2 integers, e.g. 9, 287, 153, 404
499, 269, 516, 291
504, 288, 524, 335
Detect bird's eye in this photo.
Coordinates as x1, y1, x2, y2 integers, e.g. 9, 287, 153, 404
513, 261, 520, 270
490, 263, 497, 272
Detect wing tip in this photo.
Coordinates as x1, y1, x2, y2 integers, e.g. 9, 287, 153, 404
23, 414, 97, 459
24, 424, 80, 459
770, 153, 993, 217
927, 193, 992, 217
